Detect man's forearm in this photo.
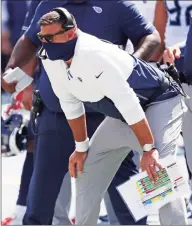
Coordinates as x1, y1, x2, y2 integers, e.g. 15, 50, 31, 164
21, 57, 39, 77
151, 0, 168, 62
133, 30, 161, 62
6, 35, 38, 70
68, 114, 88, 142
130, 117, 154, 147
151, 41, 165, 62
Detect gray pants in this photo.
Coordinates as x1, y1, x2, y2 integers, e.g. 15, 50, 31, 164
76, 95, 188, 225
182, 85, 192, 176
53, 173, 72, 225
53, 173, 120, 225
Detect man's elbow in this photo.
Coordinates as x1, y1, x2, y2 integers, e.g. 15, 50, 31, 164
134, 30, 161, 61
148, 30, 161, 50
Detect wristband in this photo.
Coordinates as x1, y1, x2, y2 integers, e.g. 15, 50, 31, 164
75, 137, 89, 152
143, 143, 155, 152
4, 67, 33, 92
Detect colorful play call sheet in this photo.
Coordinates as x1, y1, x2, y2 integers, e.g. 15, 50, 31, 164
116, 156, 190, 222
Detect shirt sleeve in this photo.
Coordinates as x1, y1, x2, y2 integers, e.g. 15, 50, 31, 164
41, 56, 85, 119
184, 16, 192, 77
59, 90, 85, 120
86, 51, 145, 125
24, 1, 54, 46
21, 1, 41, 36
117, 1, 155, 46
51, 61, 85, 119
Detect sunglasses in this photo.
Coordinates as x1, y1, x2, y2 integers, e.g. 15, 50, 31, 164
37, 29, 66, 43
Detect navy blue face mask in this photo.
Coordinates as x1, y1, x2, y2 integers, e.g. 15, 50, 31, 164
42, 37, 78, 61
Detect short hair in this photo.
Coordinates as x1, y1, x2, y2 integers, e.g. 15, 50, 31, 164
38, 11, 64, 26
38, 11, 76, 28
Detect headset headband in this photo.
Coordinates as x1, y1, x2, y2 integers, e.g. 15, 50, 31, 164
52, 7, 75, 30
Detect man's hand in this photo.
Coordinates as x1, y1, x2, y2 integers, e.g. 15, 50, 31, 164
163, 45, 181, 64
69, 151, 87, 178
1, 77, 17, 93
140, 149, 163, 182
22, 84, 33, 111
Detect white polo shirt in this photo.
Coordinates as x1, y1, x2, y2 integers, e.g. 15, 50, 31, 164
41, 30, 145, 125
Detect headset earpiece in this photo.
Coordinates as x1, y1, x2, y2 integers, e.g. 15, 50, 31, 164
52, 7, 75, 30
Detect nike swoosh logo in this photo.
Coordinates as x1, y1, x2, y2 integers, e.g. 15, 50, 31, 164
95, 71, 103, 79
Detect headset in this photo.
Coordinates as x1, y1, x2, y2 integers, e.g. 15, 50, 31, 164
52, 7, 75, 31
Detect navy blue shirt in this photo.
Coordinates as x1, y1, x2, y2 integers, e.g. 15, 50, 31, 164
21, 0, 42, 89
24, 0, 155, 113
22, 0, 41, 34
184, 16, 192, 79
6, 0, 28, 46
